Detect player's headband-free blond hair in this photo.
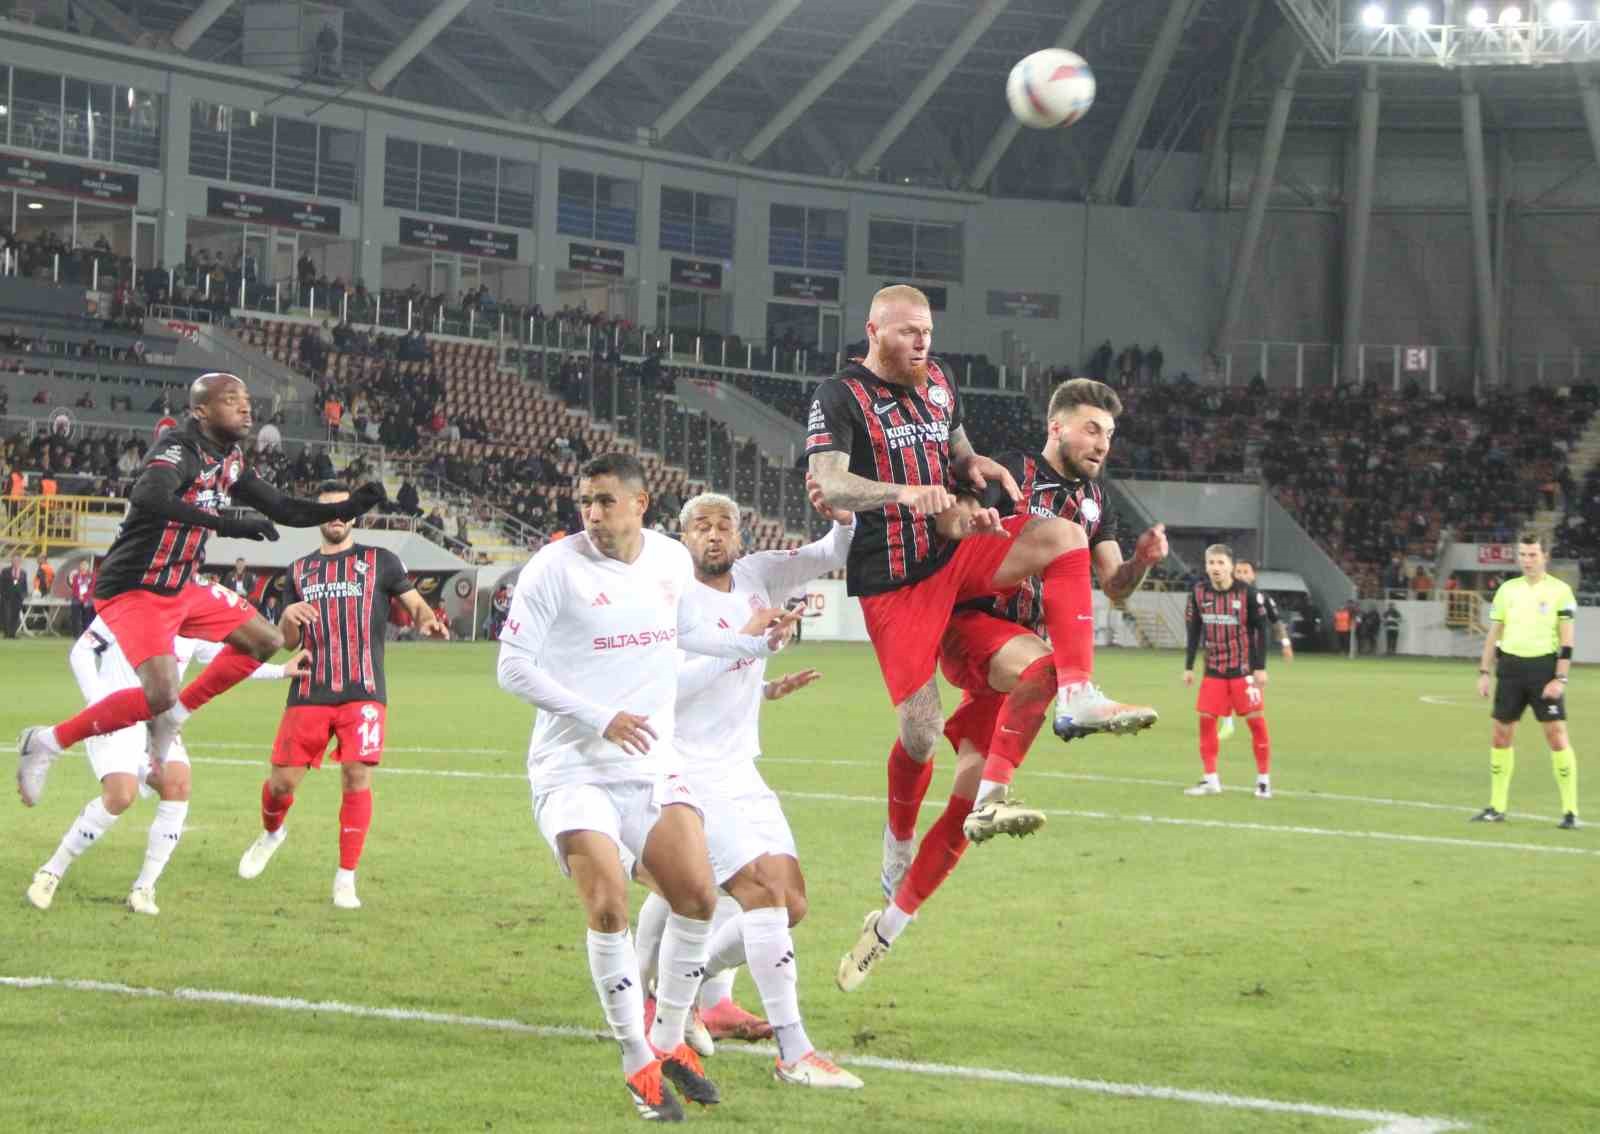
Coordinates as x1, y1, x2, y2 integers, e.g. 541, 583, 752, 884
868, 285, 932, 322
680, 492, 741, 532
1205, 543, 1236, 562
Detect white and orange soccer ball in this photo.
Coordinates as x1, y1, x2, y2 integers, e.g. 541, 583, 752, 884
1006, 48, 1096, 129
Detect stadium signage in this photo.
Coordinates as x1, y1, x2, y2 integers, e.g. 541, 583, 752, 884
568, 242, 626, 277
986, 290, 1061, 319
206, 187, 341, 233
669, 257, 723, 290
773, 272, 840, 302
398, 216, 519, 261
881, 281, 946, 311
1477, 544, 1516, 566
0, 150, 139, 204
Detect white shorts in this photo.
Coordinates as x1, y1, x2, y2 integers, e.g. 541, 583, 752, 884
694, 768, 798, 885
533, 776, 701, 879
85, 726, 190, 782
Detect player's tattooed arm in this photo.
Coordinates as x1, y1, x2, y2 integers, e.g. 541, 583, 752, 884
947, 426, 1022, 504
808, 450, 952, 514
1097, 523, 1167, 602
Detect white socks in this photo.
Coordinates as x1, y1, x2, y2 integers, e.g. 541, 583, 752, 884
698, 896, 740, 1007
45, 797, 120, 877
634, 891, 671, 990
878, 902, 914, 945
587, 928, 653, 1076
975, 779, 1008, 807
740, 906, 811, 1064
133, 800, 187, 891
649, 912, 712, 1054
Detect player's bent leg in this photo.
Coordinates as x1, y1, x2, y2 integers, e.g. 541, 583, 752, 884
969, 637, 1053, 840
28, 771, 139, 910
883, 679, 942, 898
638, 802, 720, 1106
129, 755, 192, 915
241, 763, 308, 878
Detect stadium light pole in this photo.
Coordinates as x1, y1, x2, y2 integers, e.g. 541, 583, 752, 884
1213, 49, 1305, 360
1341, 65, 1381, 384
170, 0, 236, 53
1091, 0, 1197, 203
1460, 70, 1503, 388
350, 0, 514, 117
1575, 65, 1600, 192
853, 0, 1012, 176
740, 0, 919, 164
652, 0, 804, 144
543, 0, 686, 127
366, 0, 477, 92
965, 0, 1105, 191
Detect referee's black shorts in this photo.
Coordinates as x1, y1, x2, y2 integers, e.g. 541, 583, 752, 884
1493, 653, 1565, 723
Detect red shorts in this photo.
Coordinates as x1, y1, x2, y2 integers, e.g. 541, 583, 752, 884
271, 702, 388, 768
861, 515, 1029, 705
1196, 676, 1264, 717
939, 610, 1034, 694
97, 583, 257, 671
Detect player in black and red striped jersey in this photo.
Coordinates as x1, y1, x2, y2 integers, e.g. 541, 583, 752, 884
808, 289, 1158, 983
836, 379, 1168, 990
1183, 544, 1273, 799
16, 373, 385, 808
237, 482, 447, 909
1214, 556, 1293, 742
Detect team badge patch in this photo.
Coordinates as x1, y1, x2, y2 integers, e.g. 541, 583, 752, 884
1079, 498, 1100, 525
928, 385, 950, 408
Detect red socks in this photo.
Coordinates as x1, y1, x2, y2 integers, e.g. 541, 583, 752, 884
339, 789, 373, 870
981, 656, 1055, 785
1246, 715, 1271, 775
893, 795, 975, 915
261, 780, 294, 833
1041, 548, 1094, 688
53, 687, 154, 750
886, 740, 933, 841
1198, 715, 1219, 775
179, 646, 264, 714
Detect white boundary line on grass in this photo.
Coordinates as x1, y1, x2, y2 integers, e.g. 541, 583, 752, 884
0, 975, 1469, 1133
183, 754, 1591, 857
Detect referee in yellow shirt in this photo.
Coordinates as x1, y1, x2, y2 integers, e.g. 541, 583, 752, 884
1473, 533, 1580, 828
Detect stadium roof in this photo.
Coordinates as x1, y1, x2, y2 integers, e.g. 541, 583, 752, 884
44, 0, 1600, 201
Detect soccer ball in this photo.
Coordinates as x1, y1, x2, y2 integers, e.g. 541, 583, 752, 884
1006, 48, 1096, 129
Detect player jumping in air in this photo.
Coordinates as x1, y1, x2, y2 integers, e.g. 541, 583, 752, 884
838, 378, 1168, 990
236, 482, 448, 910
1183, 544, 1273, 798
806, 286, 1157, 903
17, 373, 385, 805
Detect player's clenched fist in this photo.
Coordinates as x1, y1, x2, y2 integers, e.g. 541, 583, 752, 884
281, 601, 319, 628
603, 711, 658, 755
897, 483, 955, 515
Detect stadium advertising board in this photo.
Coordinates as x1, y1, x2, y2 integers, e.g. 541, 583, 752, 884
1477, 544, 1516, 566
568, 242, 625, 276
205, 187, 340, 233
669, 257, 723, 290
773, 272, 840, 302
0, 150, 138, 204
986, 290, 1061, 319
398, 216, 519, 261
881, 281, 946, 310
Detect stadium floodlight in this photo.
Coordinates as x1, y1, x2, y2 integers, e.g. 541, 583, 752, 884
1405, 4, 1430, 27
1545, 0, 1575, 22
1361, 3, 1387, 27
1498, 4, 1522, 21
1466, 4, 1490, 23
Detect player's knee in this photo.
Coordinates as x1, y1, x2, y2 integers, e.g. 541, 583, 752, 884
589, 904, 630, 935
1034, 516, 1086, 554
101, 778, 137, 814
245, 625, 283, 660
671, 885, 718, 922
901, 720, 941, 761
142, 683, 179, 716
785, 891, 808, 928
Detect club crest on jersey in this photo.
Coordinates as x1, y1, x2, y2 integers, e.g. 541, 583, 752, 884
354, 560, 369, 575
928, 384, 950, 408
361, 704, 380, 722
1079, 498, 1100, 525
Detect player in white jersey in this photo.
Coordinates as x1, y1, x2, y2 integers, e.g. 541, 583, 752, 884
25, 615, 300, 915
496, 452, 799, 1124
633, 490, 864, 1089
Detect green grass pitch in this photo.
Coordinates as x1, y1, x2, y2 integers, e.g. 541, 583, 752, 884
2, 639, 1597, 1132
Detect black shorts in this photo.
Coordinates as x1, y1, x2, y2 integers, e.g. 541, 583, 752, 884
1493, 654, 1565, 723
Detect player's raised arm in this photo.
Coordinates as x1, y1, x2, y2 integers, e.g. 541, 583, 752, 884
1096, 523, 1167, 603
231, 472, 386, 529
129, 459, 278, 541
496, 553, 617, 735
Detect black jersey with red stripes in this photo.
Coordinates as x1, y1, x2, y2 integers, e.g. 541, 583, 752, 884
956, 450, 1119, 633
282, 544, 415, 707
94, 419, 246, 600
804, 360, 963, 597
1184, 580, 1267, 678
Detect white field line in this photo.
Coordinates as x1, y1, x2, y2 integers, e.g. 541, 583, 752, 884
189, 742, 1538, 819
0, 975, 1469, 1133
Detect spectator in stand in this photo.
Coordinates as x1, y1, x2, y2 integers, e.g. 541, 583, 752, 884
1412, 566, 1434, 596
67, 559, 94, 637
34, 556, 55, 597
226, 557, 256, 601
397, 476, 421, 518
